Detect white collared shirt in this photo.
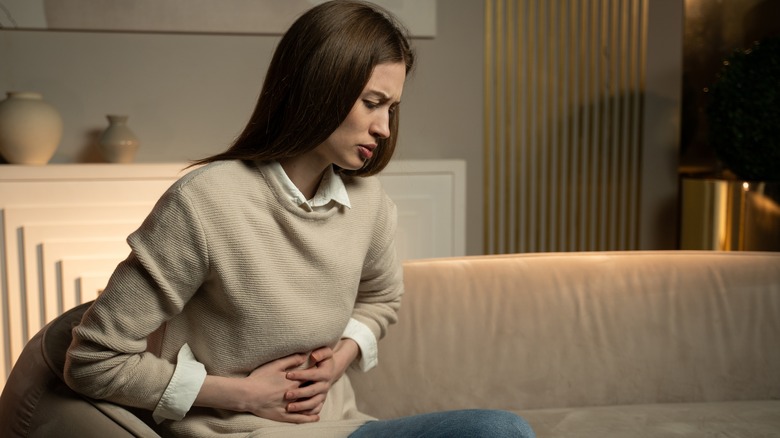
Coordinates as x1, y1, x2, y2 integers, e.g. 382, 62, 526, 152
265, 160, 352, 211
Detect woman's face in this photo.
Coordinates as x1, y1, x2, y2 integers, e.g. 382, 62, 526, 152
313, 62, 407, 171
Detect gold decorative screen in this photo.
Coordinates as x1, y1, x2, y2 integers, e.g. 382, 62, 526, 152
484, 0, 648, 253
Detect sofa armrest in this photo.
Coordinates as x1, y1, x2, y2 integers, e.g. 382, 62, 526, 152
0, 302, 160, 437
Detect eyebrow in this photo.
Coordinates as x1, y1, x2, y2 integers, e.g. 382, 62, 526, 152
364, 90, 400, 103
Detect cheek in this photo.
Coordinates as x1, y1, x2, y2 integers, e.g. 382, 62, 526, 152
328, 127, 350, 146
342, 108, 370, 131
339, 117, 362, 134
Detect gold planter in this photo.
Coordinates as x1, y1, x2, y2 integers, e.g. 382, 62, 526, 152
680, 178, 780, 251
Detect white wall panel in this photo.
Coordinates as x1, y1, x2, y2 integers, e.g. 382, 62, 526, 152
41, 239, 130, 316
20, 221, 140, 334
78, 274, 112, 305
59, 256, 125, 314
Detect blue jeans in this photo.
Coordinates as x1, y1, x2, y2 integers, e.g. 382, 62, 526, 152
348, 409, 535, 438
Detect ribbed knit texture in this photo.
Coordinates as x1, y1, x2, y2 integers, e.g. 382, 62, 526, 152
64, 160, 403, 437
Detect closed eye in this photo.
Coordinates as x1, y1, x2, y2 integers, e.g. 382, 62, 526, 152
364, 100, 400, 116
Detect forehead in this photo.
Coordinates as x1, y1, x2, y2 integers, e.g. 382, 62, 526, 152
362, 62, 407, 101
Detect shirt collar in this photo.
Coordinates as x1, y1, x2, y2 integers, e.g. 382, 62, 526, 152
265, 160, 351, 211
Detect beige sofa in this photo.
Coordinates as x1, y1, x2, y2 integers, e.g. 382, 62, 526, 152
2, 251, 779, 437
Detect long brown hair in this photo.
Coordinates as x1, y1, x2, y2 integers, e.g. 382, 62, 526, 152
192, 0, 415, 176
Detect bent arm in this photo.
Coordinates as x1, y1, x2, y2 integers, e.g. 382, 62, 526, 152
350, 198, 404, 363
64, 187, 209, 415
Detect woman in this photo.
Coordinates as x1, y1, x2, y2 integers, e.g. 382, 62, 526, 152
65, 1, 535, 436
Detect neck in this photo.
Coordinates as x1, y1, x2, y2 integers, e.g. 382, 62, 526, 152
278, 158, 328, 200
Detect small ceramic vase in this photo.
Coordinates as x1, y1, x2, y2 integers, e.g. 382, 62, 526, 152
99, 115, 140, 163
0, 92, 63, 165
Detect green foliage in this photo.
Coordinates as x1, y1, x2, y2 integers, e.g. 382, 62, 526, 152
707, 36, 780, 181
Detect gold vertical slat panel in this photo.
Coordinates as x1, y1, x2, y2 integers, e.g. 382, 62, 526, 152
484, 0, 647, 254
585, 0, 596, 250
513, 0, 525, 251
522, 0, 536, 252
504, 0, 515, 254
495, 0, 505, 253
483, 0, 494, 252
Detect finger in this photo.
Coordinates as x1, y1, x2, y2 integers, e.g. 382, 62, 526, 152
285, 380, 330, 401
287, 354, 335, 381
287, 393, 326, 413
264, 407, 320, 424
282, 413, 321, 424
276, 353, 309, 371
286, 365, 330, 383
293, 402, 325, 416
309, 346, 334, 363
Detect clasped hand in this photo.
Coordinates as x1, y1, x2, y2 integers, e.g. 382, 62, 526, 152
242, 344, 345, 424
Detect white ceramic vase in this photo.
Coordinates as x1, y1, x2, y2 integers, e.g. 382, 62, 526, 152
0, 92, 63, 165
99, 115, 140, 163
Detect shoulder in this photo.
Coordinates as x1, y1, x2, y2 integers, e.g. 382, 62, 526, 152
344, 174, 397, 230
174, 160, 259, 194
151, 160, 266, 217
343, 174, 391, 204
165, 160, 269, 204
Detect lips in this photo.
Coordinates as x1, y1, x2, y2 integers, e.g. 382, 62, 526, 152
358, 144, 376, 160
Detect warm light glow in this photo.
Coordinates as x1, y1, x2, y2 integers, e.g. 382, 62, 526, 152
742, 182, 750, 191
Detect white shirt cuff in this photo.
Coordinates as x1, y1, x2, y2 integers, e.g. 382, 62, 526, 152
152, 343, 207, 423
342, 318, 378, 371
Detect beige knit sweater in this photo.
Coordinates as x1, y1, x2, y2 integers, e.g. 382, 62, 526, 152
64, 160, 404, 437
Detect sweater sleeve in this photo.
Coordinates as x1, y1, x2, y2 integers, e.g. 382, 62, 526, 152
351, 196, 404, 347
64, 185, 210, 413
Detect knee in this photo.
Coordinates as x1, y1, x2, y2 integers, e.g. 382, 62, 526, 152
459, 410, 535, 438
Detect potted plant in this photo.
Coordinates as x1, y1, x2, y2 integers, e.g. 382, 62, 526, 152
706, 36, 780, 182
680, 36, 780, 251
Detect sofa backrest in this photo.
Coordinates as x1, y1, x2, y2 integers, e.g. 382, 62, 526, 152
349, 251, 780, 418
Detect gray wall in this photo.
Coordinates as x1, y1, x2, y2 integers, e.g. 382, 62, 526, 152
0, 0, 681, 254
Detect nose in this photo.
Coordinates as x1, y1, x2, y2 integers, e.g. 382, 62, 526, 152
370, 111, 391, 139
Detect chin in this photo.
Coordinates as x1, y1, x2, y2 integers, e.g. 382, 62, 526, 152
339, 158, 367, 171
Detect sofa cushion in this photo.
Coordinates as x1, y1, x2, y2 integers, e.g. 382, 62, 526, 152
519, 400, 780, 438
